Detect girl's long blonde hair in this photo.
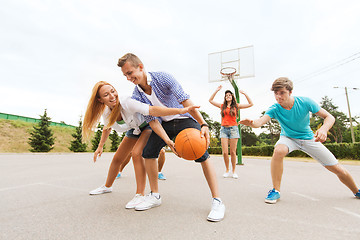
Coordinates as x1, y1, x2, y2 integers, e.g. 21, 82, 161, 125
82, 81, 121, 141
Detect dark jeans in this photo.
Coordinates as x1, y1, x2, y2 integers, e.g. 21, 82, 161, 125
142, 118, 209, 163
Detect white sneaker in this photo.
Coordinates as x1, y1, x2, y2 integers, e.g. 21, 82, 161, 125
134, 192, 161, 211
232, 173, 239, 179
89, 185, 112, 195
223, 172, 230, 178
207, 198, 225, 222
125, 194, 145, 209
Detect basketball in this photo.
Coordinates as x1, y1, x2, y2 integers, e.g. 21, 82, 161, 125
175, 128, 207, 160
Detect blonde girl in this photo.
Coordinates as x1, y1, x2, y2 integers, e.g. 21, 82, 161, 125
83, 81, 198, 209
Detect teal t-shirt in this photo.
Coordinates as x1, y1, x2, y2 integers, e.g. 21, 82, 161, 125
265, 96, 321, 140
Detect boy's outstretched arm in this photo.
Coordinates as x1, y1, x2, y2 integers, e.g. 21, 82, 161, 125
239, 115, 271, 128
149, 105, 200, 116
314, 108, 335, 142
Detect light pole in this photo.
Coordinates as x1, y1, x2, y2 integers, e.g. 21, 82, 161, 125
333, 86, 359, 143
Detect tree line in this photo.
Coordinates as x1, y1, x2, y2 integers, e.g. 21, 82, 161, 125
28, 96, 359, 152
28, 110, 123, 152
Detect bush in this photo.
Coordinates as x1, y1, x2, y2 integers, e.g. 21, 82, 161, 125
210, 143, 360, 160
324, 143, 360, 160
208, 147, 222, 154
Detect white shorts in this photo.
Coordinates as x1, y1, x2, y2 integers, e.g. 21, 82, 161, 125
275, 136, 338, 166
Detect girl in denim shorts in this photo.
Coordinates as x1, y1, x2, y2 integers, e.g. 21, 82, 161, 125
209, 85, 254, 178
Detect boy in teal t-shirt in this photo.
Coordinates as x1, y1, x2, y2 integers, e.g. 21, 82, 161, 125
265, 96, 320, 140
240, 77, 360, 203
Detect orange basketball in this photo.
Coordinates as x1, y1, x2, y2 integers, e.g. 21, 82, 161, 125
175, 128, 207, 160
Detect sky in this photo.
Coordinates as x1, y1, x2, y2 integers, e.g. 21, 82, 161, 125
1, 0, 360, 134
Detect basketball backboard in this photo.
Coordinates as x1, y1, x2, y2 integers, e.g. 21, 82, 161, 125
208, 45, 255, 83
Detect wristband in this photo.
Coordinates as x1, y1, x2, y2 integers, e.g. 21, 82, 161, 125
200, 123, 209, 128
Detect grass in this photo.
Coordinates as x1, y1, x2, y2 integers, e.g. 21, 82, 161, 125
0, 119, 112, 153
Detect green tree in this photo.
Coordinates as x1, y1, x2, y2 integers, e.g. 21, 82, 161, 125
69, 117, 87, 152
342, 121, 359, 143
28, 109, 55, 152
260, 111, 281, 144
119, 132, 126, 142
109, 130, 120, 152
241, 125, 259, 146
310, 96, 349, 143
212, 121, 221, 140
354, 124, 360, 142
199, 110, 214, 129
91, 123, 104, 151
257, 132, 272, 146
199, 110, 221, 147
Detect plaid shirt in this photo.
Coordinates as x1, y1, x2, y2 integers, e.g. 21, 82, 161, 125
131, 71, 192, 123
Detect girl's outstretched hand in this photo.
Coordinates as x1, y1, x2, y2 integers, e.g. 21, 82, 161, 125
93, 147, 103, 162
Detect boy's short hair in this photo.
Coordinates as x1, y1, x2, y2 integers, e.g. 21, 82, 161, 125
271, 77, 293, 92
118, 53, 143, 68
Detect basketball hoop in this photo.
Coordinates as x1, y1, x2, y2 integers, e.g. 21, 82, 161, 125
220, 67, 236, 82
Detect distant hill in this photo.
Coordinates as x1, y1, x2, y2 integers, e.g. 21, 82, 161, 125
0, 119, 111, 153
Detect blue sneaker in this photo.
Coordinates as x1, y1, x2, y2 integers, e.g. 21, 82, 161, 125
265, 188, 280, 204
116, 172, 121, 179
355, 190, 360, 199
158, 172, 166, 180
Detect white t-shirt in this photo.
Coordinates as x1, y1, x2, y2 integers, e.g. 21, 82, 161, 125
102, 96, 150, 135
140, 72, 187, 122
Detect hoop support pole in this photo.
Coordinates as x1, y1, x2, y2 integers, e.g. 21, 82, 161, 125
229, 77, 243, 165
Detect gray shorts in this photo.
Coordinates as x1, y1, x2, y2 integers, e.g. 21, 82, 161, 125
275, 135, 338, 166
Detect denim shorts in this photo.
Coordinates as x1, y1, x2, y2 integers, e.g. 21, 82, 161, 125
220, 126, 240, 139
125, 124, 151, 139
142, 118, 209, 163
275, 135, 338, 166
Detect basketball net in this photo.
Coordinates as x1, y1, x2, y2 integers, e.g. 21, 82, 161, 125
220, 67, 236, 84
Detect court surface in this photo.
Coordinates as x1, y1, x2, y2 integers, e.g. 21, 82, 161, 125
1, 153, 359, 240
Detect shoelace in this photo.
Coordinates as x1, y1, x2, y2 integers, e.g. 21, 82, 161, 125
147, 193, 160, 200
134, 194, 142, 199
212, 198, 222, 209
267, 189, 277, 197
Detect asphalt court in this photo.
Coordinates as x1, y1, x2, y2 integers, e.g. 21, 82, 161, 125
1, 153, 360, 240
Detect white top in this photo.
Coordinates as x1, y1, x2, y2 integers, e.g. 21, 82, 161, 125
102, 96, 150, 135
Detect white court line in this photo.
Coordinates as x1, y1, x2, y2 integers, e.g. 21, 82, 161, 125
0, 182, 87, 193
333, 207, 360, 220
291, 192, 320, 201
37, 183, 88, 193
0, 182, 44, 192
